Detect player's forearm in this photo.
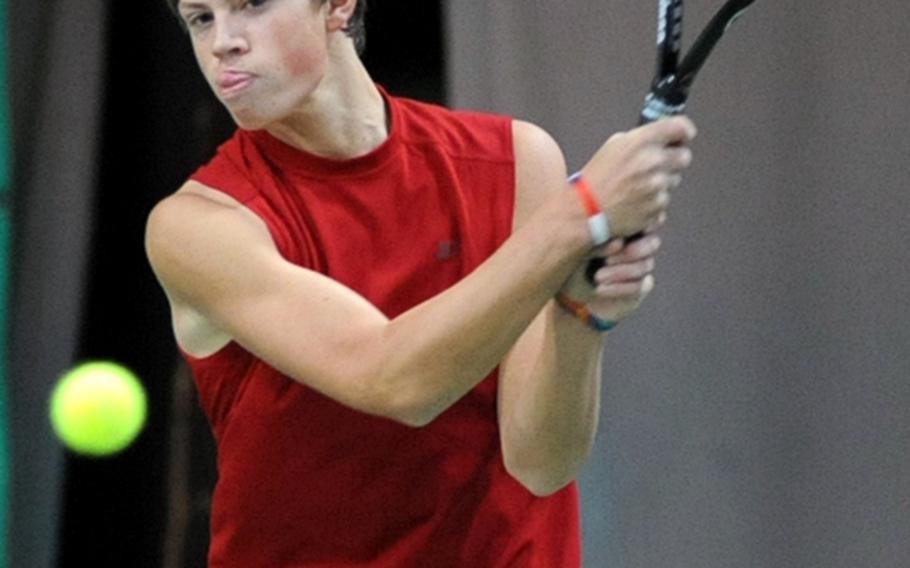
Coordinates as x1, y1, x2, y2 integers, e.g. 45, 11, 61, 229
497, 303, 604, 495
357, 194, 592, 426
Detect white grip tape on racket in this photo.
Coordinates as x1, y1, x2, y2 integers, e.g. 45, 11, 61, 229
641, 93, 687, 122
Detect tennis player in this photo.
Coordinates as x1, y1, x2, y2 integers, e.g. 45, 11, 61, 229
147, 0, 695, 565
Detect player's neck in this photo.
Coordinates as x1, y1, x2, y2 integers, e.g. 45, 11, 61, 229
265, 44, 388, 160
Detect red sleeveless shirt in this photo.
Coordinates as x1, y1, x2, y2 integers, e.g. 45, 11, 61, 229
184, 91, 581, 567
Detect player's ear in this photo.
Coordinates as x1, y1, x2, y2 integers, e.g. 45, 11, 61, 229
324, 0, 358, 33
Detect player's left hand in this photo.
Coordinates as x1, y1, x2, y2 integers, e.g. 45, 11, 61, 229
559, 233, 662, 324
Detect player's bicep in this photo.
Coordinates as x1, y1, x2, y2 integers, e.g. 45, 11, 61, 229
145, 191, 388, 391
511, 120, 570, 231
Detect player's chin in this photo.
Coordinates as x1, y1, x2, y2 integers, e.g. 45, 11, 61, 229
220, 97, 282, 130
226, 107, 271, 131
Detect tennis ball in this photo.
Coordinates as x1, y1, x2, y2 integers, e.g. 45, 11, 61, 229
49, 361, 148, 457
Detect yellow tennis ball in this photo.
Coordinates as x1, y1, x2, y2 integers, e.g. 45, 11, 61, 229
49, 361, 148, 457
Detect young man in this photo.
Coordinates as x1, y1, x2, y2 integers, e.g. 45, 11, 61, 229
147, 0, 695, 565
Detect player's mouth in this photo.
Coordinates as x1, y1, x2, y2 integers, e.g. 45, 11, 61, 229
217, 71, 257, 98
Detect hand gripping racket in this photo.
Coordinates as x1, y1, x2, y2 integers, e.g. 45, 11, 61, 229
585, 0, 757, 284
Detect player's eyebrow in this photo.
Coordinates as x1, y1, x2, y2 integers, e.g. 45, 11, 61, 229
178, 1, 211, 11
178, 0, 245, 12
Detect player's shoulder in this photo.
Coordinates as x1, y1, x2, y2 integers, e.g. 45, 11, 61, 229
511, 120, 567, 192
145, 182, 270, 278
148, 182, 238, 237
511, 120, 569, 228
511, 120, 564, 171
152, 178, 266, 222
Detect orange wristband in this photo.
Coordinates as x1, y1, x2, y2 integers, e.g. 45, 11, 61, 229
568, 173, 610, 246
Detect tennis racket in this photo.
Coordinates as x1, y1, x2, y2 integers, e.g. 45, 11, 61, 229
586, 0, 757, 284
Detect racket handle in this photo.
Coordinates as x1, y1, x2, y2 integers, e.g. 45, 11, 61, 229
584, 89, 685, 285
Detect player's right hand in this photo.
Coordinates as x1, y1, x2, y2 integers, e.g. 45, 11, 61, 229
579, 116, 696, 238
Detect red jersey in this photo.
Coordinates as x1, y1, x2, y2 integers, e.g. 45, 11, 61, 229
184, 90, 581, 567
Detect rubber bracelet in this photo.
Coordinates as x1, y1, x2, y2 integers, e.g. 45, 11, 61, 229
568, 172, 610, 246
555, 293, 617, 333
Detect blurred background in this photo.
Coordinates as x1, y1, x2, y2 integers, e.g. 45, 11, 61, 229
5, 0, 910, 566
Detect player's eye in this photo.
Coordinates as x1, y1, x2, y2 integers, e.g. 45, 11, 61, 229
183, 11, 214, 29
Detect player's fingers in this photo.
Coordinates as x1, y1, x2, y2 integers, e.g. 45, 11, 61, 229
624, 233, 662, 258
591, 238, 625, 258
590, 235, 660, 277
640, 274, 656, 297
594, 274, 655, 299
646, 169, 682, 198
666, 146, 693, 172
642, 116, 698, 146
585, 240, 625, 278
644, 211, 668, 234
610, 234, 661, 264
594, 281, 644, 298
596, 257, 656, 284
636, 146, 690, 181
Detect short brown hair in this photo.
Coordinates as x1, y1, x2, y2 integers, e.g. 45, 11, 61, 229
165, 0, 368, 54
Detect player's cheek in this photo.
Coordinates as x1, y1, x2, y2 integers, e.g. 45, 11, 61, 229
281, 46, 326, 78
272, 19, 327, 79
